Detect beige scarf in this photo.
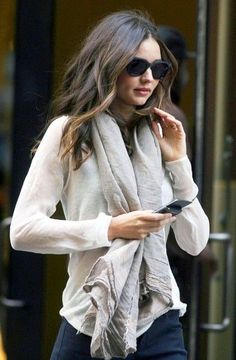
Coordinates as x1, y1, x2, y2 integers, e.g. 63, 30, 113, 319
82, 112, 173, 359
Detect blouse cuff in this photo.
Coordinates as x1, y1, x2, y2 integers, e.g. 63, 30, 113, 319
96, 212, 113, 247
165, 156, 198, 200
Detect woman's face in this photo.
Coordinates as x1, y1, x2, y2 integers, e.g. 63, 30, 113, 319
111, 37, 161, 119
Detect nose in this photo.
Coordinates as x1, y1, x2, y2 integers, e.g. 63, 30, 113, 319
140, 68, 154, 82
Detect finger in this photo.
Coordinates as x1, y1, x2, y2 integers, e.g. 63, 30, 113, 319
151, 110, 182, 137
131, 211, 174, 221
162, 117, 183, 129
154, 213, 174, 220
159, 216, 176, 225
143, 220, 176, 235
153, 108, 182, 127
155, 215, 176, 226
153, 107, 177, 119
147, 216, 177, 231
151, 111, 170, 127
140, 212, 173, 222
160, 119, 185, 139
150, 120, 163, 140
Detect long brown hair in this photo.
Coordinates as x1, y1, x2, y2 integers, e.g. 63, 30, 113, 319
51, 10, 177, 169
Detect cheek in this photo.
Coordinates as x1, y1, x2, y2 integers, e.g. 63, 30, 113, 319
150, 81, 159, 94
116, 72, 136, 93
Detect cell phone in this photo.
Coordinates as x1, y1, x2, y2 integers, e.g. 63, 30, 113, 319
153, 199, 192, 216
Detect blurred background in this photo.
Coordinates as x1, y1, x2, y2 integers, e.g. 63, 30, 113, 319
0, 0, 235, 359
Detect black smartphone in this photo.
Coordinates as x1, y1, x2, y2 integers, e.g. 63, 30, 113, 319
153, 199, 192, 215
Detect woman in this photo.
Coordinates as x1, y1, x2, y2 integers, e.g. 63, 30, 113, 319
10, 10, 209, 360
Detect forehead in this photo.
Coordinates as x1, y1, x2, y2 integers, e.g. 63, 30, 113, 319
135, 37, 161, 61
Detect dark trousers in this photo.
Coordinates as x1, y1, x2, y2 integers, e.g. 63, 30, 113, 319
50, 310, 187, 359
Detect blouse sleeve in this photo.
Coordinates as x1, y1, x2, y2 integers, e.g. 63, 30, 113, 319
10, 116, 112, 254
165, 156, 210, 255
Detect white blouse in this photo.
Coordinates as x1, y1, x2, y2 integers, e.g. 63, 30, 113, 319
10, 116, 209, 336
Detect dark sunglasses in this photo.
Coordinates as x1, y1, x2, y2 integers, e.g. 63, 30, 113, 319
126, 57, 171, 80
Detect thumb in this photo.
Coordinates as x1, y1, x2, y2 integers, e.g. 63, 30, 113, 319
151, 120, 163, 140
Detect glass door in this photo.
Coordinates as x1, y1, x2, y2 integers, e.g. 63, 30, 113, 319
1, 2, 55, 359
0, 2, 15, 359
196, 0, 236, 358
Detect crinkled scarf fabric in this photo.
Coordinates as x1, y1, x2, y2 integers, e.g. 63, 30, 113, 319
82, 113, 172, 359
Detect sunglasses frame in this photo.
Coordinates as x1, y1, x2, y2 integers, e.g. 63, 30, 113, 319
126, 57, 171, 80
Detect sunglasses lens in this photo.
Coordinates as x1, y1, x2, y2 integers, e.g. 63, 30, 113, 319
126, 58, 171, 79
126, 58, 148, 76
152, 61, 170, 80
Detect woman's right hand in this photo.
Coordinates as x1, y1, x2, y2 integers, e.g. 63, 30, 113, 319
108, 210, 176, 241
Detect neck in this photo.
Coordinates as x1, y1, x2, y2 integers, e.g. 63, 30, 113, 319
110, 100, 134, 123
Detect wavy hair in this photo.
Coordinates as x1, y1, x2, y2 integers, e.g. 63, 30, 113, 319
50, 10, 177, 169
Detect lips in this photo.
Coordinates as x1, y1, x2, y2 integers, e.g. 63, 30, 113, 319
134, 88, 151, 96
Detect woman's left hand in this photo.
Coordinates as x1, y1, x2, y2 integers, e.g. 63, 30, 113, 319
150, 107, 187, 162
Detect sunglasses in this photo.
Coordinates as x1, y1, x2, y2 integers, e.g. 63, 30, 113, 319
126, 57, 171, 80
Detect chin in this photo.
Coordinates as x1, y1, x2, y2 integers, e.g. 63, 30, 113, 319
132, 98, 150, 106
